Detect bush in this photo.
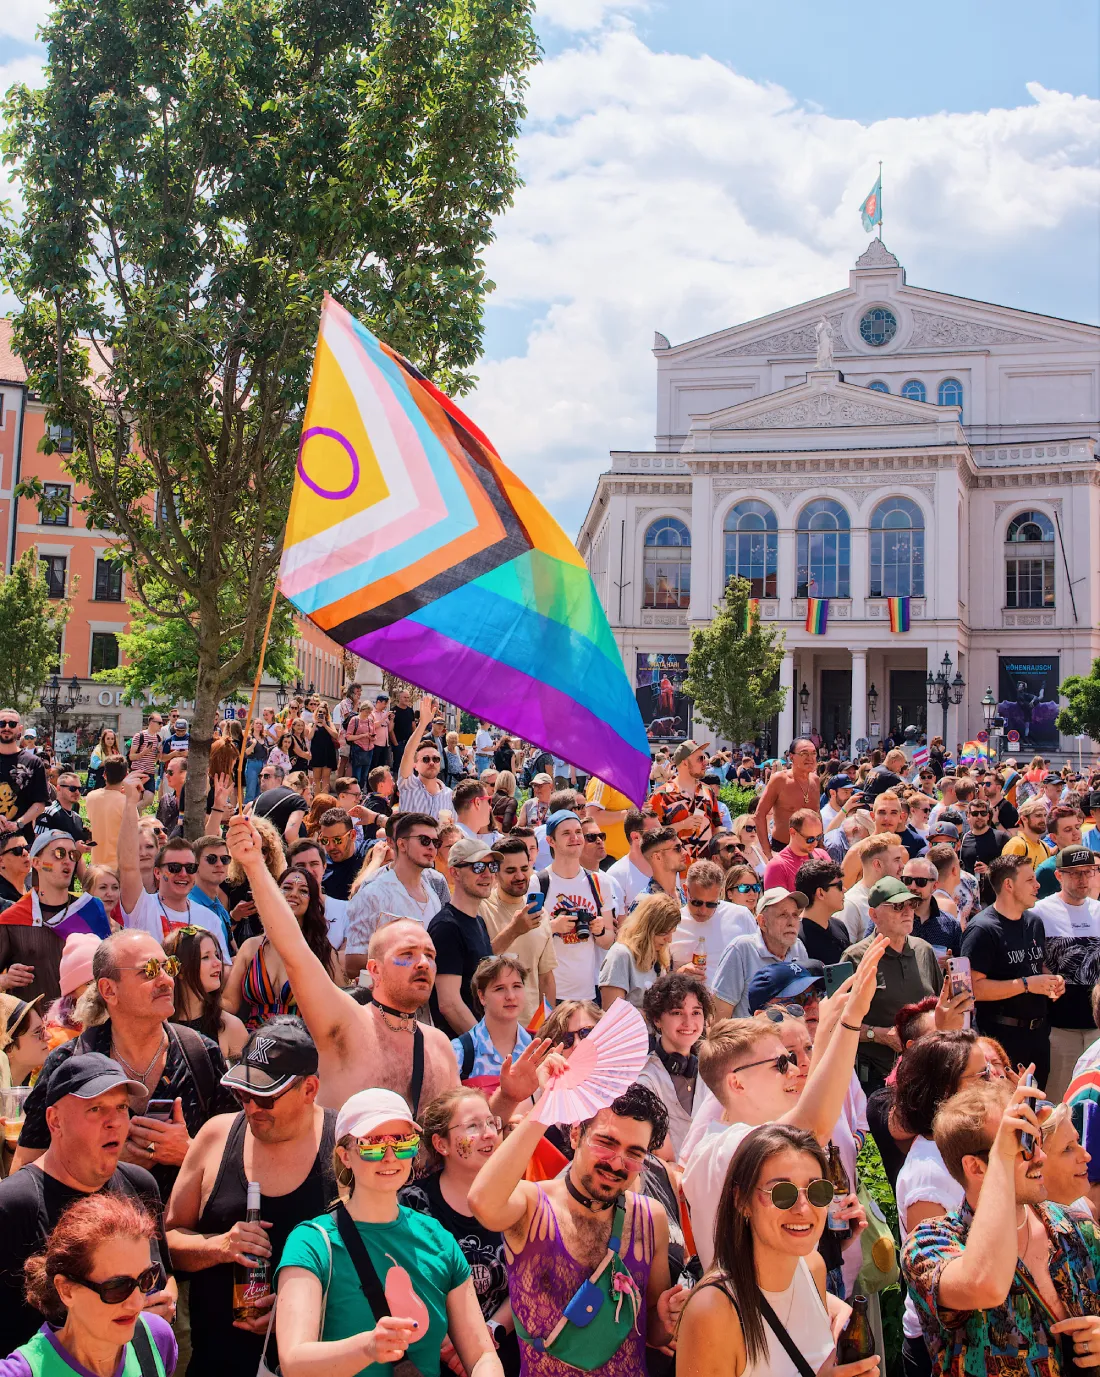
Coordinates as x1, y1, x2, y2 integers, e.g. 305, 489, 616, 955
858, 1135, 903, 1374
719, 782, 759, 820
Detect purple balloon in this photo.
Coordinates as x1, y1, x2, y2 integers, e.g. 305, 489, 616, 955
297, 427, 360, 500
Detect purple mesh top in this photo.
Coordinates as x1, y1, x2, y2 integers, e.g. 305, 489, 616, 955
506, 1186, 656, 1377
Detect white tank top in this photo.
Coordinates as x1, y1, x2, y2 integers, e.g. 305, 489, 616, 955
744, 1257, 835, 1377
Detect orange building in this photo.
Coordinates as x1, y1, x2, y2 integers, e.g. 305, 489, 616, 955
0, 319, 371, 755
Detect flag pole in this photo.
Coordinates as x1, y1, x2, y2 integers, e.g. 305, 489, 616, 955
878, 160, 883, 240
235, 580, 280, 814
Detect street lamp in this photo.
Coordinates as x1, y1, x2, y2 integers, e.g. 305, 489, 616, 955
926, 652, 965, 747
982, 686, 999, 761
798, 682, 810, 729
275, 683, 288, 711
39, 674, 84, 755
867, 681, 879, 722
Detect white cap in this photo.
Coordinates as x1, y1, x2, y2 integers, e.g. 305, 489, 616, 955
335, 1087, 420, 1142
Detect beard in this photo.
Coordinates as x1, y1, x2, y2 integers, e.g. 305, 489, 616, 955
577, 1162, 631, 1200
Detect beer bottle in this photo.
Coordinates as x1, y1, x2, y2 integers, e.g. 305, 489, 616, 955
836, 1295, 874, 1363
692, 936, 707, 976
232, 1181, 271, 1322
826, 1143, 851, 1238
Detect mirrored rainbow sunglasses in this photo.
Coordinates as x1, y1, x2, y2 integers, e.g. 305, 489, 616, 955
356, 1132, 421, 1162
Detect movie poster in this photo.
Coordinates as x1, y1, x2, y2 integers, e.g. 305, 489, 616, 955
997, 656, 1061, 751
636, 653, 692, 741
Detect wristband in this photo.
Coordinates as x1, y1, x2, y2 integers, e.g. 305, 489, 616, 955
1022, 976, 1029, 993
841, 1021, 862, 1033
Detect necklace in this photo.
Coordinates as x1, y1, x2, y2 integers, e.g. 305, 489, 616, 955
372, 999, 417, 1034
111, 1030, 167, 1086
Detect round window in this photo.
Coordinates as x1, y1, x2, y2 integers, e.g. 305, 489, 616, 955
859, 308, 897, 348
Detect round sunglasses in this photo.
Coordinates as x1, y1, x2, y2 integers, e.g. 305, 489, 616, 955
757, 1179, 835, 1210
72, 1265, 161, 1305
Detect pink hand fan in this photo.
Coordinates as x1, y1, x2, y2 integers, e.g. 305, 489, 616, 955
534, 999, 650, 1125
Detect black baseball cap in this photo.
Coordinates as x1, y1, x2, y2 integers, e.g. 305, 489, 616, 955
1057, 847, 1097, 871
45, 1053, 149, 1111
747, 959, 825, 1014
1086, 792, 1100, 813
220, 1019, 318, 1096
1043, 772, 1062, 785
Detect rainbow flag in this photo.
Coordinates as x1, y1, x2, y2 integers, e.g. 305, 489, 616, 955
743, 598, 759, 634
805, 597, 828, 634
526, 997, 554, 1034
279, 296, 651, 803
887, 596, 910, 633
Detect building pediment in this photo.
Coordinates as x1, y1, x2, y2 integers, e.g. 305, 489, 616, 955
681, 370, 966, 453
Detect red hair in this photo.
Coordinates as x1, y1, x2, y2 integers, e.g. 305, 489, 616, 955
24, 1193, 155, 1321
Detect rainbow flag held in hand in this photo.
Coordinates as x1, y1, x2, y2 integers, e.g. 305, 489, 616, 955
526, 998, 554, 1034
279, 295, 651, 804
887, 596, 911, 633
805, 597, 828, 634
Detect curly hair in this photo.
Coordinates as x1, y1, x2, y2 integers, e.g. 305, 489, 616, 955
642, 971, 713, 1026
579, 1081, 668, 1154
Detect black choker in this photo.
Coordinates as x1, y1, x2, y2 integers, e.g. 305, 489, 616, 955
565, 1172, 621, 1212
372, 999, 417, 1032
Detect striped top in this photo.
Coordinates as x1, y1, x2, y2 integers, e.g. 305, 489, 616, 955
397, 775, 454, 820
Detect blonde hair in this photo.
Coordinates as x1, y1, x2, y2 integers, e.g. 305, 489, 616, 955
446, 731, 459, 749
615, 893, 680, 973
495, 770, 517, 798
697, 1018, 778, 1096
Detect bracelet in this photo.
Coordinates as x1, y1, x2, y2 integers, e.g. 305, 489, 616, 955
1022, 976, 1029, 993
841, 1021, 862, 1033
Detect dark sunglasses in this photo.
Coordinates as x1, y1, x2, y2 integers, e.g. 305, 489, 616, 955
732, 1052, 795, 1076
740, 824, 757, 833
418, 754, 441, 764
583, 832, 606, 843
202, 853, 231, 865
2, 844, 29, 857
689, 898, 719, 910
733, 882, 762, 894
71, 1266, 161, 1305
321, 832, 353, 848
559, 1026, 593, 1050
799, 834, 823, 847
45, 847, 82, 863
161, 861, 199, 875
0, 720, 20, 729
905, 876, 933, 888
757, 1179, 835, 1210
456, 860, 499, 875
763, 1003, 809, 1022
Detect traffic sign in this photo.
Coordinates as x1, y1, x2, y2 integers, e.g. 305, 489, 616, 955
976, 730, 988, 743
1007, 730, 1020, 743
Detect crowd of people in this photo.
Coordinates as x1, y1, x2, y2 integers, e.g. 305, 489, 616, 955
1, 693, 1100, 1377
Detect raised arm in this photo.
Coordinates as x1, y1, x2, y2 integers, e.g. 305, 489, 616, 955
398, 696, 435, 783
467, 1104, 543, 1233
117, 774, 148, 914
226, 815, 352, 1057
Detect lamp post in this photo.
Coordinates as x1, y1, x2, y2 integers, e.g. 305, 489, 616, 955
275, 683, 288, 712
926, 653, 965, 748
982, 687, 998, 760
867, 681, 879, 735
39, 674, 85, 756
798, 682, 810, 734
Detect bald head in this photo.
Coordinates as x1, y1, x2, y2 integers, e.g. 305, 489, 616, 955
367, 917, 431, 963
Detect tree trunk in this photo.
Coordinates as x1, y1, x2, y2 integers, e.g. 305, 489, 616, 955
183, 626, 221, 840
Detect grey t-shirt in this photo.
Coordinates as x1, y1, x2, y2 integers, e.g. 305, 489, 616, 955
597, 941, 659, 1007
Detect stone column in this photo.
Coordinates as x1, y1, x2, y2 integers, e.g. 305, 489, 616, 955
688, 473, 714, 626
851, 649, 868, 744
778, 650, 796, 754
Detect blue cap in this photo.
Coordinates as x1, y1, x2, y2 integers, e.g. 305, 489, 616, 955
747, 959, 826, 1014
827, 774, 854, 792
545, 809, 580, 836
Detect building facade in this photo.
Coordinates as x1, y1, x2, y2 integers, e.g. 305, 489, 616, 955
578, 240, 1100, 757
0, 320, 368, 751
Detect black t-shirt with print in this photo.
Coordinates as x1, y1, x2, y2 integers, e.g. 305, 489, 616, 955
0, 750, 49, 838
961, 906, 1048, 1025
959, 827, 1009, 908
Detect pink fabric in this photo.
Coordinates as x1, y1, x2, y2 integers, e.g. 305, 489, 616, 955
59, 932, 99, 996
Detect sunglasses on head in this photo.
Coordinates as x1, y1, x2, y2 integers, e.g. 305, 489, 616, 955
559, 1026, 593, 1050
456, 860, 499, 875
72, 1266, 161, 1305
733, 882, 762, 894
356, 1132, 421, 1162
123, 956, 182, 980
757, 1179, 835, 1211
161, 860, 198, 875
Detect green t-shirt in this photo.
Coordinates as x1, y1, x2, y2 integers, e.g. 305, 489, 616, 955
277, 1208, 470, 1377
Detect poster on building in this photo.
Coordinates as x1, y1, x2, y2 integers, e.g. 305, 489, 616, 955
997, 656, 1061, 751
636, 653, 692, 741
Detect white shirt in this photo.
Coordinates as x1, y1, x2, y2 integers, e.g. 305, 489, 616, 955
682, 1120, 753, 1270
748, 1259, 834, 1377
345, 868, 442, 954
1034, 893, 1100, 941
532, 865, 607, 1000
324, 896, 349, 951
606, 855, 650, 907
840, 879, 872, 944
821, 801, 842, 830
896, 1135, 964, 1338
474, 730, 493, 752
669, 903, 756, 982
122, 889, 230, 961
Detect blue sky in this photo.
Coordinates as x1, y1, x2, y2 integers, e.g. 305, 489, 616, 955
3, 1, 1098, 533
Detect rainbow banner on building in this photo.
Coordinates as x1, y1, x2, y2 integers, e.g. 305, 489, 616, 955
278, 295, 652, 803
805, 597, 829, 634
743, 598, 760, 634
887, 596, 911, 633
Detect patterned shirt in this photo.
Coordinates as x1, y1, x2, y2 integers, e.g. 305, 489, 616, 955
397, 773, 454, 821
451, 1017, 532, 1079
902, 1199, 1100, 1376
645, 781, 723, 864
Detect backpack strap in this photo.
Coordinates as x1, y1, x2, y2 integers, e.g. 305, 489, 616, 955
409, 1023, 425, 1115
130, 1316, 160, 1377
458, 1030, 476, 1080
585, 870, 603, 911
165, 1022, 216, 1120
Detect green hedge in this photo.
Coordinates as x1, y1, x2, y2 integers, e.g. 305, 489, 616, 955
719, 781, 759, 820
857, 1135, 904, 1374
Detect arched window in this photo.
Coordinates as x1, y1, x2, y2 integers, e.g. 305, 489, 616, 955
868, 381, 890, 393
643, 517, 691, 609
870, 496, 925, 598
724, 501, 778, 597
901, 379, 926, 403
1005, 510, 1055, 609
796, 500, 850, 598
938, 377, 964, 419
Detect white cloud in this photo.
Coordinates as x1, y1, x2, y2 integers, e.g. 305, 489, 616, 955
471, 28, 1100, 530
0, 0, 51, 43
536, 0, 647, 33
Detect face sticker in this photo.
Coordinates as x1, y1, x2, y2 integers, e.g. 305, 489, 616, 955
455, 1136, 474, 1160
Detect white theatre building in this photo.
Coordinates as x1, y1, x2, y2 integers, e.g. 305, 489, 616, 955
577, 239, 1100, 756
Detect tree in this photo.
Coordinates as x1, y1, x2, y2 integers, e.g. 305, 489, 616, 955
1057, 659, 1100, 744
683, 577, 787, 749
1, 0, 537, 835
0, 551, 72, 716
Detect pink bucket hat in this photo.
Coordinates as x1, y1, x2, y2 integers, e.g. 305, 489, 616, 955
59, 932, 100, 997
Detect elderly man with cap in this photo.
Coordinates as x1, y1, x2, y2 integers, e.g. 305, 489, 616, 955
746, 957, 826, 1026
710, 888, 811, 1019
1034, 846, 1100, 1100
428, 838, 501, 1038
902, 855, 963, 959
518, 772, 553, 828
843, 876, 942, 1091
0, 830, 110, 1004
0, 1052, 176, 1354
646, 739, 724, 865
166, 1017, 336, 1377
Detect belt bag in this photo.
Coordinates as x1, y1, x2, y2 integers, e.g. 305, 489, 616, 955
513, 1203, 642, 1373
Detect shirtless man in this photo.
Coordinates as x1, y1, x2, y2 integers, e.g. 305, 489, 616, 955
225, 814, 544, 1118
753, 738, 821, 857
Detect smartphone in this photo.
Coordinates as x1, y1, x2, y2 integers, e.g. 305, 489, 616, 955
1019, 1071, 1038, 1157
145, 1100, 175, 1122
945, 956, 974, 1030
823, 961, 854, 997
526, 890, 546, 914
